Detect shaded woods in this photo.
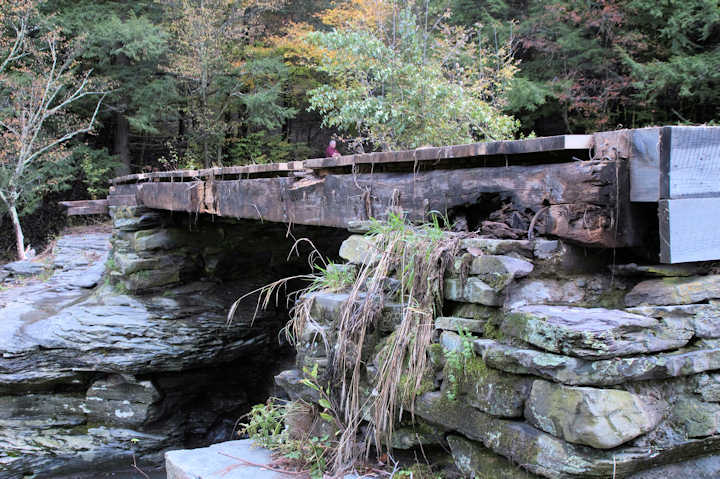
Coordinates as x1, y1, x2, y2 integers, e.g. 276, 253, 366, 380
1, 0, 718, 259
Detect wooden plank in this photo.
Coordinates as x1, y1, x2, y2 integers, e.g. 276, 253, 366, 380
66, 205, 109, 215
629, 128, 661, 202
302, 135, 593, 169
660, 126, 720, 199
151, 170, 200, 179
660, 197, 720, 263
108, 184, 142, 196
59, 199, 108, 208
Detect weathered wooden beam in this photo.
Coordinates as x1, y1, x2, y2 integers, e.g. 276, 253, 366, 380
137, 181, 207, 213
303, 135, 593, 169
133, 160, 637, 247
660, 126, 720, 199
660, 198, 720, 263
59, 199, 109, 215
593, 127, 662, 202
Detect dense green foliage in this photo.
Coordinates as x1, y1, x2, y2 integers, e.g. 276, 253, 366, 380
449, 0, 720, 133
307, 6, 520, 150
1, 0, 718, 257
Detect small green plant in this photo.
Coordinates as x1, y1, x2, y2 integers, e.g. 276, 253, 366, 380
113, 281, 130, 295
310, 262, 355, 293
300, 364, 342, 428
105, 257, 117, 271
241, 398, 286, 449
240, 365, 341, 479
443, 326, 475, 401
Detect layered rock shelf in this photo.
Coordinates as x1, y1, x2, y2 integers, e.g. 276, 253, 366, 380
0, 208, 346, 478
274, 234, 720, 478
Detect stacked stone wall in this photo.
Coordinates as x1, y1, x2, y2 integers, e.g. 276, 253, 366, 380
276, 234, 720, 478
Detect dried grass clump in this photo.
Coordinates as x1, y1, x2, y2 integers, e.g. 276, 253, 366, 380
231, 214, 461, 476
332, 213, 461, 472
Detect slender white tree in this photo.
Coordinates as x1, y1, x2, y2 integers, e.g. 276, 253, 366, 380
0, 2, 105, 260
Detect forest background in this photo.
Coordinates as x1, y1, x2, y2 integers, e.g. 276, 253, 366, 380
0, 0, 718, 259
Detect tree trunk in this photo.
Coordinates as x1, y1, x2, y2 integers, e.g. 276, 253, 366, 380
8, 203, 26, 261
114, 111, 131, 175
112, 52, 131, 175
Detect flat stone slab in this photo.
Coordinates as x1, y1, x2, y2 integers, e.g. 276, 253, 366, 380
3, 260, 46, 276
503, 305, 692, 358
468, 254, 534, 278
166, 440, 375, 479
474, 339, 720, 386
504, 278, 586, 309
625, 275, 720, 307
610, 263, 709, 277
165, 440, 296, 479
460, 238, 533, 256
628, 453, 720, 478
627, 303, 720, 338
435, 316, 486, 333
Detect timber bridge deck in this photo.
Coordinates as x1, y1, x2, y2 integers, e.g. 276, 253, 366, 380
64, 126, 720, 264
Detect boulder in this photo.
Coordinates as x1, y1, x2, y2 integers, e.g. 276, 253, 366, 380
673, 397, 720, 438
84, 375, 162, 427
0, 425, 167, 478
339, 235, 379, 265
444, 277, 503, 306
503, 305, 692, 358
457, 363, 532, 418
474, 339, 720, 386
275, 369, 318, 403
390, 420, 446, 449
505, 276, 630, 310
694, 374, 720, 402
625, 276, 720, 307
447, 435, 539, 478
450, 254, 534, 291
524, 380, 664, 449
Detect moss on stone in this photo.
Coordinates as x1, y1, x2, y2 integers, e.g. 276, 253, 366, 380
427, 343, 446, 371
483, 315, 505, 341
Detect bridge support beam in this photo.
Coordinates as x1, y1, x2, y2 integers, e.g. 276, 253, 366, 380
109, 160, 642, 248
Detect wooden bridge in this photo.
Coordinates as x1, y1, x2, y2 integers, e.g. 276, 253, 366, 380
63, 126, 720, 264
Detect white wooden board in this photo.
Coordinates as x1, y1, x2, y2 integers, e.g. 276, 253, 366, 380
660, 198, 720, 263
629, 128, 661, 202
661, 126, 720, 199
